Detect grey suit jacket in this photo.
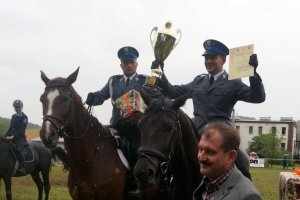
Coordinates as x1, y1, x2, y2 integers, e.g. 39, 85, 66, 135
193, 166, 262, 200
93, 73, 147, 124
166, 71, 265, 131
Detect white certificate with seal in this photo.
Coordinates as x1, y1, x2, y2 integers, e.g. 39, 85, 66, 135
228, 44, 254, 80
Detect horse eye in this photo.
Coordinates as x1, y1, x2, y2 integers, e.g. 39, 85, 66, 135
62, 96, 70, 103
165, 123, 175, 132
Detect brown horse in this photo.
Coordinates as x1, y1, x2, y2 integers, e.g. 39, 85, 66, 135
133, 92, 201, 200
39, 67, 128, 200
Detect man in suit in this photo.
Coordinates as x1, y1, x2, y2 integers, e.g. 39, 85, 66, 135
160, 39, 265, 179
5, 99, 28, 175
193, 122, 262, 200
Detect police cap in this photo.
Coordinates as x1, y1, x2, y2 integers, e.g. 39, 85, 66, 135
117, 46, 139, 61
202, 39, 229, 57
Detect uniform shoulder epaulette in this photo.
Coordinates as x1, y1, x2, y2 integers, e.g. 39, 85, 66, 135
138, 74, 147, 78
195, 73, 207, 79
110, 74, 123, 79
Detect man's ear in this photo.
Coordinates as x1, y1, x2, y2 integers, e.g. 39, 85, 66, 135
228, 149, 238, 162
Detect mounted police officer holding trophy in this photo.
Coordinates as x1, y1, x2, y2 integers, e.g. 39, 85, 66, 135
5, 99, 29, 175
147, 22, 265, 182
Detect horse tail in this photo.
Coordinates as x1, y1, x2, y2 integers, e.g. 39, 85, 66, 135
50, 147, 69, 171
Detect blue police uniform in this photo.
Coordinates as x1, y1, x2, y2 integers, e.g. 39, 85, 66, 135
86, 46, 158, 169
163, 39, 265, 180
5, 112, 28, 150
93, 73, 148, 125
165, 39, 266, 132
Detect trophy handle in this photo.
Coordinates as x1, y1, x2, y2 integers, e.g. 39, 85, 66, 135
173, 29, 182, 49
150, 27, 158, 49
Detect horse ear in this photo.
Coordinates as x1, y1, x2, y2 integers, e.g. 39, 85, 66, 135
172, 92, 190, 110
140, 87, 152, 106
41, 70, 50, 85
66, 67, 80, 85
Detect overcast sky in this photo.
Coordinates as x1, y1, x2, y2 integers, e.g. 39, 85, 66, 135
1, 0, 300, 125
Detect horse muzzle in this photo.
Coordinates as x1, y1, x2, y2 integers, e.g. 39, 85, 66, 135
40, 126, 59, 148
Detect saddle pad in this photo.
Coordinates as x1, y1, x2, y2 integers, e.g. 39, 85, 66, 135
109, 128, 130, 170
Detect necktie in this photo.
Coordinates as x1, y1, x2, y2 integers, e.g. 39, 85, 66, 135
209, 76, 214, 85
126, 78, 130, 87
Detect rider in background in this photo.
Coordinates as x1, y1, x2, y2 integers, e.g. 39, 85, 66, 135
5, 99, 28, 175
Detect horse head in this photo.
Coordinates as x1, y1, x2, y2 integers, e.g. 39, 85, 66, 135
39, 67, 83, 148
133, 91, 191, 198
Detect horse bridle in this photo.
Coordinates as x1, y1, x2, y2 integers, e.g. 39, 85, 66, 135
42, 83, 91, 139
137, 107, 182, 196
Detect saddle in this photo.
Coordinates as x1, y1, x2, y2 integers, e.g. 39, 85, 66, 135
10, 143, 34, 162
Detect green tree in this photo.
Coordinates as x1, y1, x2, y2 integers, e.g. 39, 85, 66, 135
248, 133, 284, 158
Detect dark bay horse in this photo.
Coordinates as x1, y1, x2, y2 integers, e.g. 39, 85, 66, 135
0, 139, 68, 200
133, 93, 201, 200
39, 67, 128, 200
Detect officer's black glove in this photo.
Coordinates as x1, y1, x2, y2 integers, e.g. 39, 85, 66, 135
151, 59, 164, 70
85, 92, 95, 106
249, 54, 258, 73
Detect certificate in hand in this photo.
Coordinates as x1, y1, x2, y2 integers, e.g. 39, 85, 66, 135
228, 44, 254, 80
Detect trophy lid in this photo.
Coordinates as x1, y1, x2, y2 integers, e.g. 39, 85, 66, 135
158, 21, 176, 38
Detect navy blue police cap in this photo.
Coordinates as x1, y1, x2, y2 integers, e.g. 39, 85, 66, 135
202, 39, 229, 57
117, 46, 139, 60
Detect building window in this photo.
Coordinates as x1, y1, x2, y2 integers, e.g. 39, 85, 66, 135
282, 127, 286, 135
272, 127, 276, 134
236, 126, 240, 133
249, 126, 253, 134
258, 126, 263, 135
281, 143, 286, 149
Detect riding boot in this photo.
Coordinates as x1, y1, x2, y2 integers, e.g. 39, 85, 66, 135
16, 150, 26, 175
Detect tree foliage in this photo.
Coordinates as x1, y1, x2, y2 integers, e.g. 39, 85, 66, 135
248, 133, 285, 158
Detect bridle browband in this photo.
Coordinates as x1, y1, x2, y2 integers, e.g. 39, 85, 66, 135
137, 106, 182, 197
42, 83, 91, 139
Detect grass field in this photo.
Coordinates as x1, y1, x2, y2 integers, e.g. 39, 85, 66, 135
0, 164, 296, 199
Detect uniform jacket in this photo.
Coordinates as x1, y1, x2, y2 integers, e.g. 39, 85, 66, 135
193, 165, 262, 200
5, 112, 28, 146
166, 71, 265, 131
93, 73, 148, 125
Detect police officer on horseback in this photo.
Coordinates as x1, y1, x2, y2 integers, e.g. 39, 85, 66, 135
85, 46, 158, 198
5, 99, 28, 175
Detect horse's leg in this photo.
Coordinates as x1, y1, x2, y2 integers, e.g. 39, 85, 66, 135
40, 167, 51, 200
3, 177, 12, 200
31, 172, 44, 200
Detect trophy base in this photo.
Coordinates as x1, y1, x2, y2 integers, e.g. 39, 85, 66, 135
144, 76, 168, 92
144, 76, 158, 87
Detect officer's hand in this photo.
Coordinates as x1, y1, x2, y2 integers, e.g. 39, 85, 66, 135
151, 59, 164, 70
249, 54, 258, 73
85, 92, 95, 106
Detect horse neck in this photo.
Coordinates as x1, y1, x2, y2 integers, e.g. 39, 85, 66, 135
64, 106, 100, 169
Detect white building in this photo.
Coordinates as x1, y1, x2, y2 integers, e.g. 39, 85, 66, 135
234, 116, 297, 155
